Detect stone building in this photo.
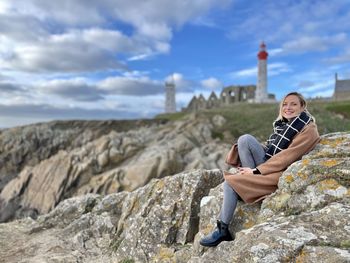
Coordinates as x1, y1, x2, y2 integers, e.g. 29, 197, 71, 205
221, 85, 256, 104
183, 85, 275, 112
207, 91, 220, 108
165, 78, 176, 113
334, 73, 350, 100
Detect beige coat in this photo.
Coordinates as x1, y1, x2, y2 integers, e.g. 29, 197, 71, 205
224, 123, 320, 203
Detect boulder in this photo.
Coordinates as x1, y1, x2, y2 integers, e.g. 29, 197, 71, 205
0, 169, 224, 263
194, 202, 350, 263
0, 132, 348, 262
191, 131, 350, 262
0, 115, 228, 222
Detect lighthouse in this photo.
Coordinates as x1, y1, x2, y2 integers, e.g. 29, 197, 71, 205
165, 75, 176, 113
255, 41, 268, 103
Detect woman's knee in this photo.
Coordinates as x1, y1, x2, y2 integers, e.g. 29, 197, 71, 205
237, 134, 254, 148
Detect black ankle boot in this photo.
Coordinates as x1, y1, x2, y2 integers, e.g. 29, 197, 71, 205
199, 220, 233, 247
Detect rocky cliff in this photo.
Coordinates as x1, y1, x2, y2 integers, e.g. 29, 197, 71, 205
0, 131, 349, 263
0, 115, 227, 222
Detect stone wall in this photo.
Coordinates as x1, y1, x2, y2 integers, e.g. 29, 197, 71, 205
184, 85, 276, 112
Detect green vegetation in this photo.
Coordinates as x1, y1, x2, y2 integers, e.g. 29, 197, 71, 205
155, 111, 187, 121
156, 100, 350, 143
308, 100, 350, 135
110, 237, 123, 251
325, 101, 350, 119
340, 240, 350, 249
201, 103, 279, 142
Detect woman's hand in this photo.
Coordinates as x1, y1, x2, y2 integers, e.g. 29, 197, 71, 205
238, 167, 254, 175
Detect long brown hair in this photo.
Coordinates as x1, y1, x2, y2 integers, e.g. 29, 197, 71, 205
276, 92, 315, 122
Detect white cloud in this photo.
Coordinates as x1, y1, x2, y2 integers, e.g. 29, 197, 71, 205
0, 0, 228, 75
228, 0, 350, 55
0, 2, 10, 14
231, 62, 291, 79
0, 82, 25, 95
127, 53, 154, 61
326, 55, 350, 64
297, 80, 315, 88
201, 77, 223, 89
79, 28, 136, 52
0, 103, 144, 128
297, 79, 334, 93
38, 79, 105, 101
0, 14, 47, 42
269, 48, 283, 56
165, 73, 195, 92
99, 75, 163, 96
230, 67, 256, 78
176, 92, 197, 109
4, 43, 126, 73
282, 33, 347, 54
269, 63, 292, 76
290, 68, 338, 98
137, 22, 172, 40
312, 89, 334, 98
325, 47, 350, 64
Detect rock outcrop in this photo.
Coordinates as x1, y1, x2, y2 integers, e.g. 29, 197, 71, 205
0, 119, 165, 192
0, 169, 224, 263
0, 132, 349, 262
0, 115, 228, 222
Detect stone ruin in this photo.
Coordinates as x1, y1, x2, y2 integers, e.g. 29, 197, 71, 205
183, 85, 276, 112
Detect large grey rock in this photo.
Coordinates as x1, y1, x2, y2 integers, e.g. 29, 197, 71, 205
259, 132, 350, 222
0, 115, 228, 222
0, 169, 224, 263
0, 120, 163, 192
189, 132, 350, 262
193, 202, 350, 263
0, 132, 349, 263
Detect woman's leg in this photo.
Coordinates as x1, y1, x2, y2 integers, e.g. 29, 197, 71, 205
219, 181, 238, 224
200, 181, 234, 247
237, 134, 266, 168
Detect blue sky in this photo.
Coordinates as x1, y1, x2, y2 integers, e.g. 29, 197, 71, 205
0, 0, 350, 128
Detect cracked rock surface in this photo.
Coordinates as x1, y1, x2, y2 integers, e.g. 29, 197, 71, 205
0, 126, 349, 262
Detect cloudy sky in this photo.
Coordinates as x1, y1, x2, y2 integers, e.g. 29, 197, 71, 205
1, 0, 350, 128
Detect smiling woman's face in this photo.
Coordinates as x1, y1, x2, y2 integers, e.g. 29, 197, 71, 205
281, 95, 305, 120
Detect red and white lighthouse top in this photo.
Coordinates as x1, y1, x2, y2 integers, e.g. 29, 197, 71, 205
258, 41, 268, 60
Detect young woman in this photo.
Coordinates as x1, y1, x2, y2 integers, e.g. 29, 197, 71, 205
200, 92, 320, 247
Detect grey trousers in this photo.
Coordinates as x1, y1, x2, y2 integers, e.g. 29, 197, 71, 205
220, 134, 266, 224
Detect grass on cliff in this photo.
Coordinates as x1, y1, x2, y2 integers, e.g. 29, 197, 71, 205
156, 100, 350, 143
325, 101, 350, 119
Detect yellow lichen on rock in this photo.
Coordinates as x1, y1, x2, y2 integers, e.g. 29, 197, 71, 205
202, 224, 214, 235
295, 248, 307, 263
243, 219, 256, 229
236, 207, 245, 217
319, 137, 346, 147
155, 180, 165, 191
284, 174, 294, 183
296, 171, 308, 180
317, 179, 342, 191
154, 247, 175, 262
321, 159, 340, 167
273, 192, 291, 210
302, 159, 310, 166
